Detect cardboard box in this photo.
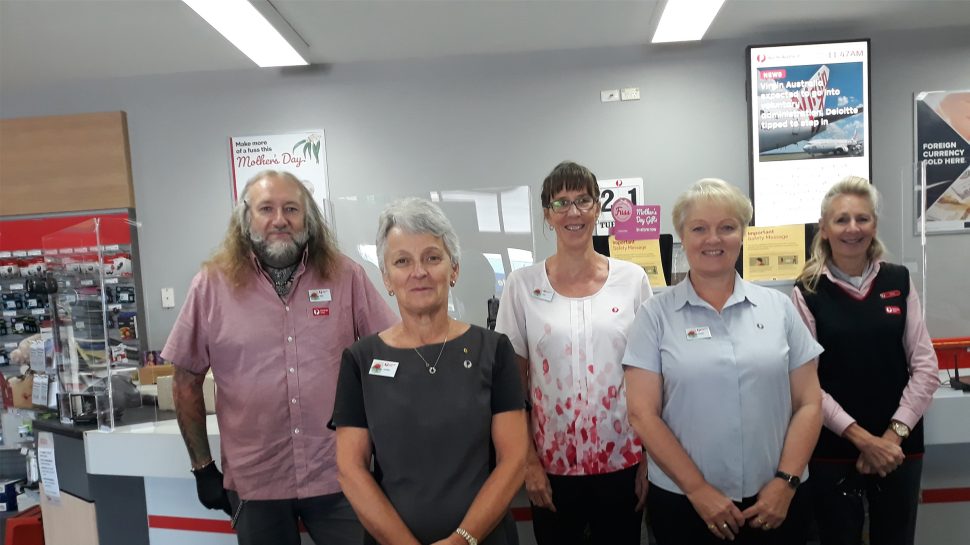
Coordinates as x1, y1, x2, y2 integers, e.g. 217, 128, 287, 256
156, 375, 173, 412
156, 371, 215, 413
202, 373, 216, 414
138, 363, 174, 385
9, 375, 33, 409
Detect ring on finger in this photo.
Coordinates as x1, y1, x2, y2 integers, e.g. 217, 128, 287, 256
721, 523, 730, 530
708, 523, 716, 531
756, 517, 765, 527
763, 523, 772, 530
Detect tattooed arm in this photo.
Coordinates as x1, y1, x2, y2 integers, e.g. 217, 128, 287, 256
173, 366, 212, 467
174, 365, 230, 514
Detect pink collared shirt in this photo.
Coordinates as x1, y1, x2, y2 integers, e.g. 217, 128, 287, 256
790, 261, 939, 436
162, 253, 397, 500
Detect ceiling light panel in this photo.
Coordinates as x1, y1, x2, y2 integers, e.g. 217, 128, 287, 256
652, 0, 726, 43
183, 0, 308, 67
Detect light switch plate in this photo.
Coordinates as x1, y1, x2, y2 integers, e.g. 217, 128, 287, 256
601, 89, 620, 102
161, 287, 175, 309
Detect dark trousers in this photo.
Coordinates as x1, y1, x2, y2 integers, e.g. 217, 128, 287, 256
531, 465, 642, 545
227, 490, 362, 545
807, 458, 922, 545
647, 483, 811, 545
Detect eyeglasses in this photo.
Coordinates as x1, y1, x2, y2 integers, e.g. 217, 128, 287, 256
546, 195, 597, 214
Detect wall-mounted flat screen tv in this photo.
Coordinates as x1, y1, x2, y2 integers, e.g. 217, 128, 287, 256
747, 39, 871, 226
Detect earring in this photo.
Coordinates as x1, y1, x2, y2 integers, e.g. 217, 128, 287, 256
388, 290, 395, 296
548, 223, 554, 231
449, 280, 456, 287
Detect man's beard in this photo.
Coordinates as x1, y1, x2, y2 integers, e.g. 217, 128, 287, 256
250, 228, 310, 268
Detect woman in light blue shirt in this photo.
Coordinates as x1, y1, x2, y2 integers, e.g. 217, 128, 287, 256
623, 179, 823, 545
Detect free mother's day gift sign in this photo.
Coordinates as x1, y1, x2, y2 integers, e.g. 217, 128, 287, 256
609, 199, 666, 288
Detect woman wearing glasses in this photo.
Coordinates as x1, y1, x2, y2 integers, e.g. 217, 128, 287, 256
496, 161, 652, 544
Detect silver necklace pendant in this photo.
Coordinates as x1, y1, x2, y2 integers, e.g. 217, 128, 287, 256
414, 327, 449, 376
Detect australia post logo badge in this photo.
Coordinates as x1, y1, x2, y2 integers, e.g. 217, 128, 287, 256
312, 307, 330, 317
369, 359, 399, 377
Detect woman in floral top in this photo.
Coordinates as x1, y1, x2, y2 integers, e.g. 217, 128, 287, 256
496, 161, 652, 544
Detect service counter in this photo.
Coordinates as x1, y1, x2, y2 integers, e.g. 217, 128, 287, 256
37, 381, 970, 545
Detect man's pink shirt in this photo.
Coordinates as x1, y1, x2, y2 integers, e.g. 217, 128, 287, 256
162, 253, 397, 500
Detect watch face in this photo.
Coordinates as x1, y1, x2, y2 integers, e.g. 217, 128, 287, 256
893, 421, 910, 438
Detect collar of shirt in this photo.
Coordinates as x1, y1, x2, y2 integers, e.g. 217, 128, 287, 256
249, 247, 310, 285
671, 272, 759, 312
821, 260, 884, 295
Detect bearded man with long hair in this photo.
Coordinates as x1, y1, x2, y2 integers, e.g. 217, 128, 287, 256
162, 170, 397, 545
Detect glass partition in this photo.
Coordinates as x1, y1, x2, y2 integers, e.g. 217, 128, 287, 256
42, 216, 143, 431
332, 185, 535, 328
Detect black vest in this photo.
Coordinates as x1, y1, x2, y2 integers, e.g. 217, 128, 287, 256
797, 263, 924, 460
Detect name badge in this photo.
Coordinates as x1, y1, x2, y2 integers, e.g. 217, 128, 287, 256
879, 290, 901, 299
686, 327, 712, 340
369, 359, 399, 377
531, 288, 554, 302
309, 288, 332, 302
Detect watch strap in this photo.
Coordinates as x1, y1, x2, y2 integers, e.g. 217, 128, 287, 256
775, 470, 800, 489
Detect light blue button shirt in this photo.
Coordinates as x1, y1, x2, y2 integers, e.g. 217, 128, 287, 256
623, 274, 823, 500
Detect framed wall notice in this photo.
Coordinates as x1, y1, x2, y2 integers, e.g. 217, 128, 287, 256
229, 131, 330, 215
914, 90, 970, 234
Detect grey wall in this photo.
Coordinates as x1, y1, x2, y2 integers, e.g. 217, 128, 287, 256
1, 26, 968, 349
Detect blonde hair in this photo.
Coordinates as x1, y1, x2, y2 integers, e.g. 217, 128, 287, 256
205, 170, 338, 288
796, 176, 887, 293
671, 178, 753, 238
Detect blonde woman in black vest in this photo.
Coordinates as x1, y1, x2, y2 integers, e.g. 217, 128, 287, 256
791, 176, 939, 545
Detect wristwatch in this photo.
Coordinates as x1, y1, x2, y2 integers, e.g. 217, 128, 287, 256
775, 470, 801, 490
890, 420, 911, 439
454, 527, 478, 545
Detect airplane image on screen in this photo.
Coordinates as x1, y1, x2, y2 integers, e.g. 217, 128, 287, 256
758, 65, 864, 153
803, 131, 862, 156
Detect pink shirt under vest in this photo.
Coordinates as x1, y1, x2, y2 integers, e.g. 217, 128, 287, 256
791, 261, 939, 437
162, 252, 397, 500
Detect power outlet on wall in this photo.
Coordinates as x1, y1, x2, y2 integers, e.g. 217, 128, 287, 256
621, 87, 640, 101
161, 287, 175, 309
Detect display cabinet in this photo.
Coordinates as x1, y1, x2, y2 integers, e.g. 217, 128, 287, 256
0, 211, 147, 435
41, 215, 146, 431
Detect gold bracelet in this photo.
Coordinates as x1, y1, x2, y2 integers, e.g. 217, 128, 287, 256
454, 527, 478, 545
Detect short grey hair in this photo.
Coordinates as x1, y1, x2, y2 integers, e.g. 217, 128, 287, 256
376, 197, 461, 272
672, 178, 753, 238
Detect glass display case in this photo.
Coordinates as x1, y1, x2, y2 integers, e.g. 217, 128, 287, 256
40, 215, 146, 431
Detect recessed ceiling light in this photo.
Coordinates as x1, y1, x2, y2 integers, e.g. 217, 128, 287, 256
183, 0, 309, 67
652, 0, 726, 43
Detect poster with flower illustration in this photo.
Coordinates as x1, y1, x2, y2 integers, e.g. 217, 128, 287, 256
229, 131, 330, 217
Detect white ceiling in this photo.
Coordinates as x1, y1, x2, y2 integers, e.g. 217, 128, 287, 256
2, 0, 969, 92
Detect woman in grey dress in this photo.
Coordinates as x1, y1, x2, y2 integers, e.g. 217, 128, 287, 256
332, 197, 528, 545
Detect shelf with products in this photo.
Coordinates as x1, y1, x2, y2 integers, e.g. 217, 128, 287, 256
0, 211, 148, 431
40, 217, 147, 430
